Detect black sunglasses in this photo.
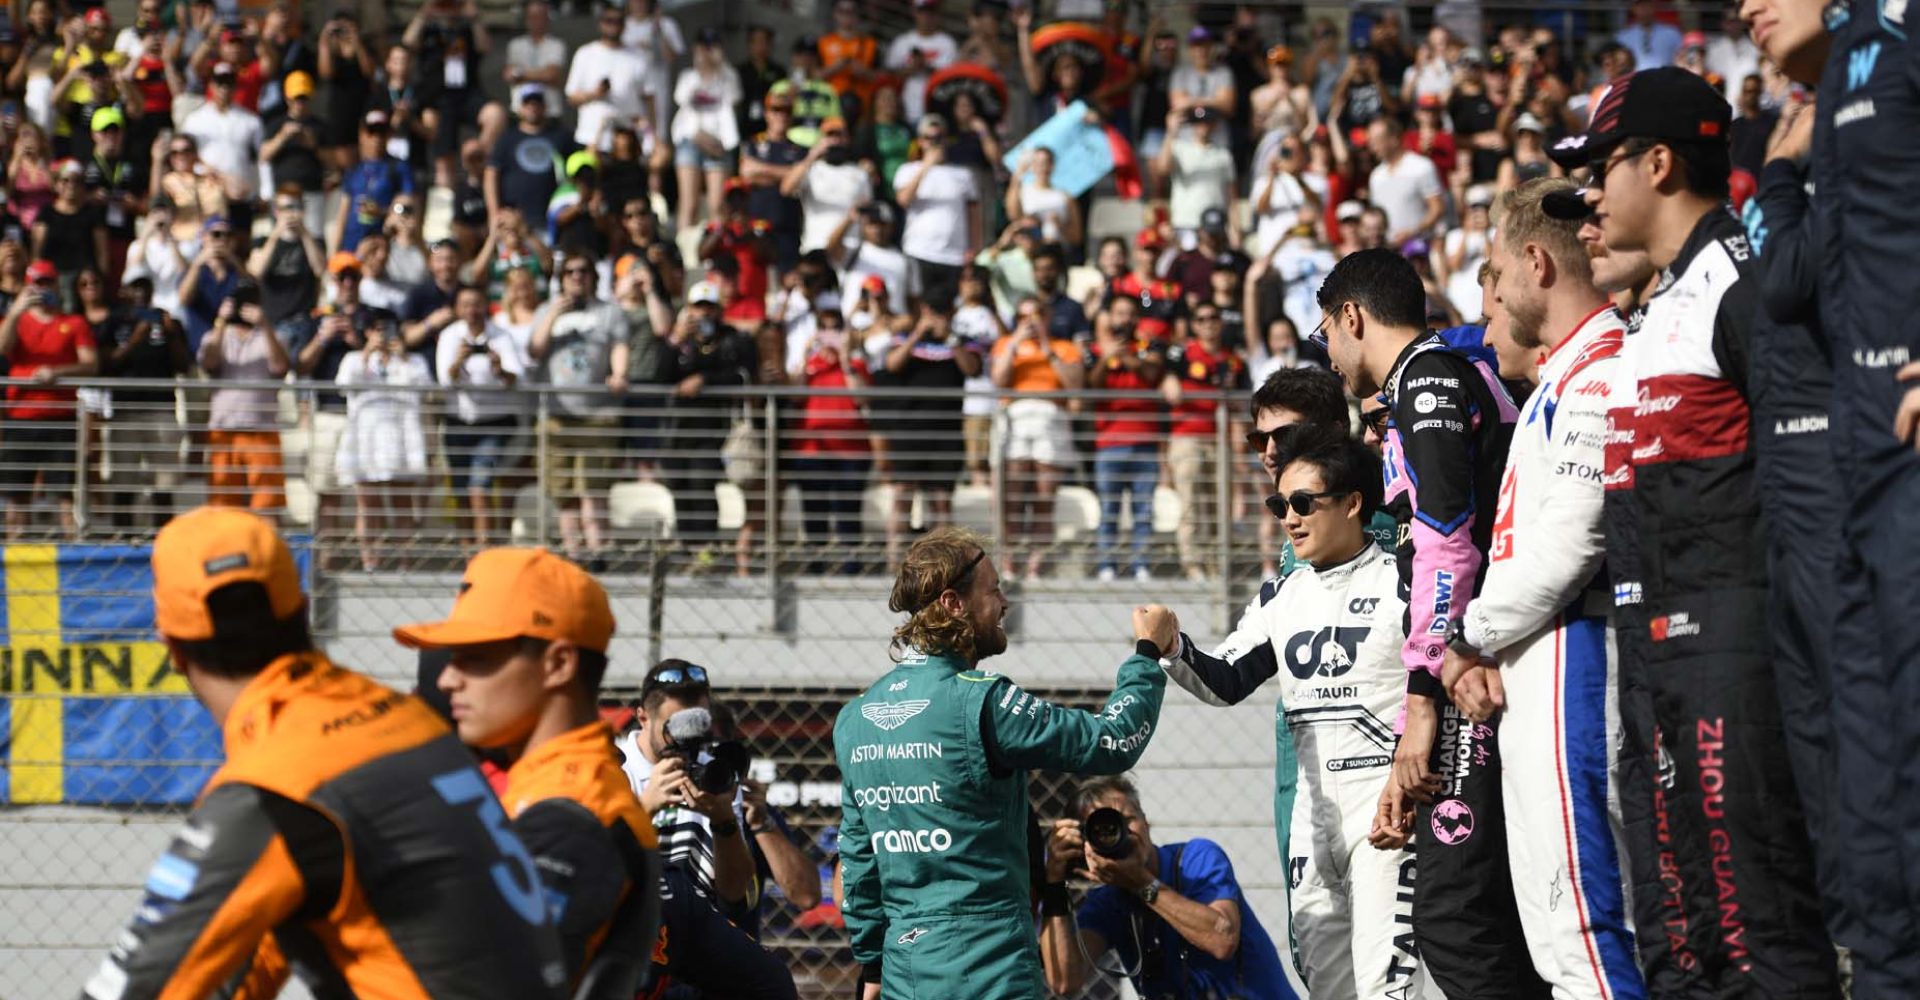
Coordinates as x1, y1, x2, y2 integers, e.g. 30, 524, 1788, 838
1360, 402, 1392, 436
1265, 489, 1355, 519
643, 663, 709, 692
1244, 426, 1288, 452
946, 549, 986, 594
1308, 308, 1336, 350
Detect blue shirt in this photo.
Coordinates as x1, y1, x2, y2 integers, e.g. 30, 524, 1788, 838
339, 156, 414, 253
1077, 839, 1295, 1000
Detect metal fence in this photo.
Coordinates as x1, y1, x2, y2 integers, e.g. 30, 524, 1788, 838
0, 377, 1295, 999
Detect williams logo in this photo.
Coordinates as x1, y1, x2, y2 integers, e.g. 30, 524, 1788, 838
861, 699, 932, 731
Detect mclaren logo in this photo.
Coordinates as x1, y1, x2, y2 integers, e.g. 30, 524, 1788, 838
861, 700, 932, 731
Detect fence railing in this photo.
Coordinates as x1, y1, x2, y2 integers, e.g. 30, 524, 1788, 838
0, 376, 1295, 619
0, 375, 1304, 1000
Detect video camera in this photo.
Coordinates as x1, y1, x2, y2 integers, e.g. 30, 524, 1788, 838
662, 707, 749, 796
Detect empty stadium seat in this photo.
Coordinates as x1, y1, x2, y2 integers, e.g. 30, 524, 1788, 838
1053, 485, 1101, 542
716, 482, 746, 531
951, 485, 995, 535
1153, 486, 1182, 534
1065, 265, 1105, 306
609, 481, 676, 538
1087, 197, 1145, 245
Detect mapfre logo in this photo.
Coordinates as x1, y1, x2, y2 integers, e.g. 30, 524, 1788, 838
1649, 613, 1702, 642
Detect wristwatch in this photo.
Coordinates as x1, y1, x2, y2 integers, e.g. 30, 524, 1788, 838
1445, 618, 1479, 661
1137, 878, 1163, 906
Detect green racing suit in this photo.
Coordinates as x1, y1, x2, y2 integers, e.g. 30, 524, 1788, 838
834, 642, 1167, 1000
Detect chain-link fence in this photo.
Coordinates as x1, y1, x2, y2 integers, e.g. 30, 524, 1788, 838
1, 377, 1293, 999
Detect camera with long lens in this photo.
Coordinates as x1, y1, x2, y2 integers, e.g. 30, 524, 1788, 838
662, 708, 749, 795
1082, 807, 1134, 860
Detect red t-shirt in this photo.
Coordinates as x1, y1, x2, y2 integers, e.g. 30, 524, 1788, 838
1321, 171, 1355, 237
206, 60, 266, 112
1166, 338, 1248, 437
1091, 337, 1165, 450
1109, 273, 1185, 343
711, 222, 770, 323
7, 309, 95, 421
1404, 130, 1457, 181
132, 56, 173, 116
795, 351, 871, 455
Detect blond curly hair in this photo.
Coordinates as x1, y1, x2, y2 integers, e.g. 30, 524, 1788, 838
889, 527, 991, 661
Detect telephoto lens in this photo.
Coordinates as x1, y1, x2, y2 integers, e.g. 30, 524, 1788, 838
1082, 807, 1134, 860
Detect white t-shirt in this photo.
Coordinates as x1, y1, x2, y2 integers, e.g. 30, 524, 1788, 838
840, 241, 910, 317
435, 320, 529, 423
671, 67, 742, 149
567, 42, 651, 149
796, 162, 872, 253
1250, 171, 1312, 255
1168, 139, 1234, 231
885, 30, 958, 71
507, 34, 570, 111
886, 31, 957, 121
621, 15, 685, 129
894, 161, 978, 266
1016, 181, 1071, 243
1368, 152, 1442, 239
181, 103, 264, 198
952, 303, 1001, 417
1444, 227, 1491, 321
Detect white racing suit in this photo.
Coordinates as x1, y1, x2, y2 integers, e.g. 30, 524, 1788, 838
1459, 306, 1645, 1000
1164, 542, 1437, 1000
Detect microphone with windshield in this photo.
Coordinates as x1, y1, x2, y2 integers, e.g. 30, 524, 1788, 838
662, 708, 749, 795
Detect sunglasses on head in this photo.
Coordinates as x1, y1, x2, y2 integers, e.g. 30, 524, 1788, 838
643, 663, 709, 692
1265, 488, 1354, 519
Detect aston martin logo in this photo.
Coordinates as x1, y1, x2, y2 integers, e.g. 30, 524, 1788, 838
862, 700, 932, 731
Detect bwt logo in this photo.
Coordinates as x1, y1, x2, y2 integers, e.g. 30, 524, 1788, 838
1429, 570, 1456, 632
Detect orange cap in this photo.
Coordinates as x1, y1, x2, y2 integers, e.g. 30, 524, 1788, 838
328, 251, 362, 275
393, 548, 615, 653
152, 507, 305, 641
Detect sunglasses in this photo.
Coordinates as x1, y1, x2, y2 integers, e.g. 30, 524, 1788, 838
1244, 426, 1288, 452
1360, 404, 1392, 436
1307, 308, 1336, 350
1193, 312, 1221, 323
169, 147, 193, 155
29, 277, 54, 286
767, 105, 793, 114
1265, 489, 1354, 519
643, 663, 709, 691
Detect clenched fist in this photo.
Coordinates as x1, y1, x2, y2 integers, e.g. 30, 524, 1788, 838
1133, 605, 1180, 658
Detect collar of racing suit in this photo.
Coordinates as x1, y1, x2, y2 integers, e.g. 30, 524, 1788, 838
1651, 205, 1745, 300
1302, 538, 1380, 578
1379, 331, 1450, 407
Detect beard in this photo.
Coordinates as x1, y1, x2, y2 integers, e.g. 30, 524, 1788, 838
972, 619, 1009, 661
1503, 290, 1548, 351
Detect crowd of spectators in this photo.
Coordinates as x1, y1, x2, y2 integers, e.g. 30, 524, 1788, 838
0, 0, 1777, 577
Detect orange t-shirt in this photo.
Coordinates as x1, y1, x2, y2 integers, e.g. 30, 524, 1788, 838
993, 335, 1086, 393
819, 33, 879, 104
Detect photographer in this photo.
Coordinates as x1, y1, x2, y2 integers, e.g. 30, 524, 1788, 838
435, 283, 526, 548
615, 660, 799, 1000
616, 660, 756, 907
1039, 776, 1292, 1000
